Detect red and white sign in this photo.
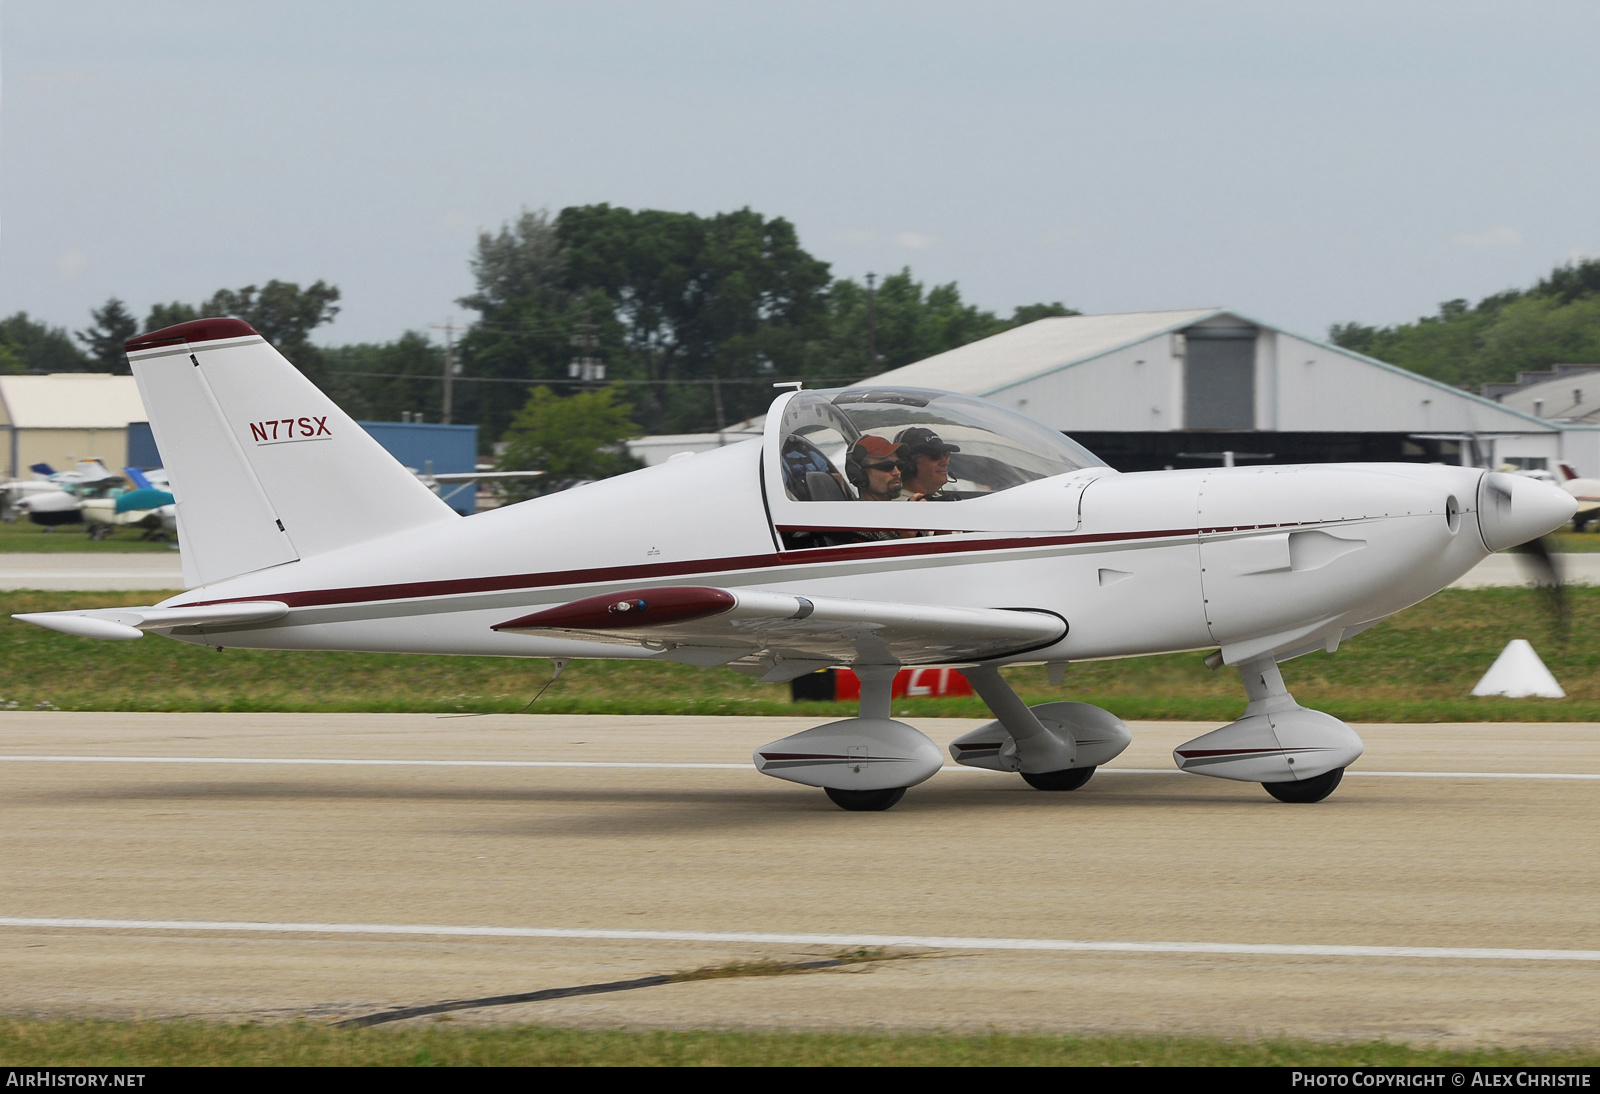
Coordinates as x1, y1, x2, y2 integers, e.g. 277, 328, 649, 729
834, 667, 974, 701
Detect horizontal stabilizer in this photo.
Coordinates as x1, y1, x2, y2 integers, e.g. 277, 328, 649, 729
14, 601, 288, 641
493, 585, 1066, 669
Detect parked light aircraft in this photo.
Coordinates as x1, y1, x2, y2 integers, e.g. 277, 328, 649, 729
1556, 462, 1600, 532
13, 318, 1579, 810
5, 460, 124, 528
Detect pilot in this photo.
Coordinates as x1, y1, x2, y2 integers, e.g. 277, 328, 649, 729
893, 426, 960, 501
846, 436, 905, 502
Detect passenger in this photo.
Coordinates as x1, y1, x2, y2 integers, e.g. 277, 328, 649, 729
893, 427, 960, 501
844, 436, 908, 542
846, 436, 905, 501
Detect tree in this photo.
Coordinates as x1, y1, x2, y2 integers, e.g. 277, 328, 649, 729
1534, 258, 1600, 305
77, 298, 139, 373
1009, 301, 1080, 326
454, 211, 594, 444
459, 209, 567, 316
557, 204, 833, 430
202, 279, 341, 383
1327, 258, 1600, 390
0, 313, 89, 373
323, 332, 447, 422
800, 273, 1079, 383
144, 301, 198, 332
454, 202, 1080, 435
496, 386, 643, 499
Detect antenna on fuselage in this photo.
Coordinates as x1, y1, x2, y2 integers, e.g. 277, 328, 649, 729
773, 381, 804, 391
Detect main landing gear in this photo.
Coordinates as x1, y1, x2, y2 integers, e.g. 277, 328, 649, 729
752, 661, 1140, 811
1021, 767, 1096, 791
948, 665, 1131, 793
1173, 655, 1363, 803
753, 665, 942, 812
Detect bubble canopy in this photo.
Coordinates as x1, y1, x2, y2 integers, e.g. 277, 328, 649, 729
775, 387, 1105, 503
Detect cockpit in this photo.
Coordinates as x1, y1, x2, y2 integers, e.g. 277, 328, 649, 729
767, 386, 1108, 548
777, 387, 1103, 502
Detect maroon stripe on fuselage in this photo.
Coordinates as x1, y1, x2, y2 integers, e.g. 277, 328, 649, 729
180, 519, 1334, 612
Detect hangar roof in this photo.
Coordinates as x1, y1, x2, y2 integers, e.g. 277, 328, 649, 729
0, 374, 147, 429
868, 308, 1221, 394
859, 307, 1568, 435
1499, 369, 1600, 424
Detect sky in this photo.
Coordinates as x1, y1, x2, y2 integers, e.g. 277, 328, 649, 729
3, 0, 1598, 349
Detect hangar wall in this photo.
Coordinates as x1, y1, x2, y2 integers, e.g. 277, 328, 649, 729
987, 338, 1185, 431
7, 427, 129, 477
1273, 332, 1532, 434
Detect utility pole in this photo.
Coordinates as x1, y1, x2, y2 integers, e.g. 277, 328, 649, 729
428, 321, 466, 424
568, 309, 605, 386
865, 272, 879, 371
711, 375, 727, 446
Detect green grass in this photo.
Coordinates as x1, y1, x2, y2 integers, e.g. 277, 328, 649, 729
1548, 530, 1600, 552
0, 519, 175, 552
2, 586, 1597, 720
1, 1017, 1596, 1066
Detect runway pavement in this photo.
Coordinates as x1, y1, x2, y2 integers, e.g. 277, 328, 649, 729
0, 552, 183, 590
2, 549, 1597, 591
2, 712, 1597, 1046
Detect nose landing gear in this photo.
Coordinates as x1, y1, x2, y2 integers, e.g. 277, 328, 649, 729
1174, 655, 1363, 803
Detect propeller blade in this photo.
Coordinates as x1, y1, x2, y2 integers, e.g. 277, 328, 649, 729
1514, 535, 1567, 640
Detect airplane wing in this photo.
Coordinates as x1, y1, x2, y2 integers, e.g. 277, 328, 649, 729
492, 585, 1066, 677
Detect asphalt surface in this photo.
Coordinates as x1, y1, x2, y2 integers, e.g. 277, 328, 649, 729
2, 712, 1597, 1046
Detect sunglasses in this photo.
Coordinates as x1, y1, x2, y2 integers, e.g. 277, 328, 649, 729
865, 461, 900, 472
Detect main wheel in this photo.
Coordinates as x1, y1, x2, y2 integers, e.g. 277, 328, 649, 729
824, 786, 908, 811
1021, 766, 1096, 791
1263, 767, 1344, 803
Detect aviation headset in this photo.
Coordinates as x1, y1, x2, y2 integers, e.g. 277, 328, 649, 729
892, 427, 961, 484
845, 436, 904, 490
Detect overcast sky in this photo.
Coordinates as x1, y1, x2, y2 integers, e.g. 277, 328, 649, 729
3, 1, 1597, 349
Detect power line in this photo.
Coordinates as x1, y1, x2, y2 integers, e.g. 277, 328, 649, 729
329, 370, 866, 387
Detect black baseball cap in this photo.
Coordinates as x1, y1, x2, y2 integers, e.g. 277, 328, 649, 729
893, 426, 960, 455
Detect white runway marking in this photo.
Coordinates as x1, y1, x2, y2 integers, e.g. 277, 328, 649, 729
0, 755, 749, 770
1, 915, 1597, 962
0, 755, 1597, 780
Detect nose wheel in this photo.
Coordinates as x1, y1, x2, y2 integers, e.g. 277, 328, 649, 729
1263, 767, 1344, 803
824, 786, 908, 811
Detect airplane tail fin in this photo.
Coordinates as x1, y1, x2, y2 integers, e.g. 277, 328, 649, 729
125, 318, 457, 588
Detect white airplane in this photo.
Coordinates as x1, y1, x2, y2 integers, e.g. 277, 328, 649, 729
13, 318, 1578, 810
5, 460, 124, 528
1556, 463, 1600, 531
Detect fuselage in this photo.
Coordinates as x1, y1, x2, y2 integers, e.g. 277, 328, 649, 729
152, 437, 1511, 671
